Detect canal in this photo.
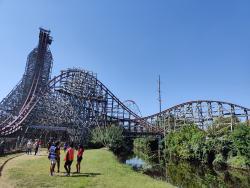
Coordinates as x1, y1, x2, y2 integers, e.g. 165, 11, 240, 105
118, 148, 250, 188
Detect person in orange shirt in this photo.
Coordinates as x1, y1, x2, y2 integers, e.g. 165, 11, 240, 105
63, 142, 74, 176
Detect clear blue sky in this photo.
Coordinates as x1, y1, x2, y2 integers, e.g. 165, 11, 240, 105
0, 0, 249, 118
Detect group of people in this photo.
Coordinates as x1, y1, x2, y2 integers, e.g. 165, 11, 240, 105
47, 140, 84, 177
26, 139, 42, 155
26, 139, 84, 176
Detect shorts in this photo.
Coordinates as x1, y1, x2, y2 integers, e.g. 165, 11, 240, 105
77, 156, 82, 163
57, 156, 60, 162
27, 148, 31, 152
65, 160, 73, 166
50, 159, 57, 164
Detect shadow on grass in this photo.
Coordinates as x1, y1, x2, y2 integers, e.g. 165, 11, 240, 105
60, 172, 102, 177
35, 154, 47, 156
0, 153, 25, 177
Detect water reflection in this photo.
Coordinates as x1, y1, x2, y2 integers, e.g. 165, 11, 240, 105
125, 156, 149, 168
118, 148, 250, 188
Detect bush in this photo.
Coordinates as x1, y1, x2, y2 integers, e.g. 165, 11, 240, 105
87, 125, 130, 155
227, 156, 249, 170
230, 123, 250, 163
213, 154, 227, 166
162, 123, 250, 168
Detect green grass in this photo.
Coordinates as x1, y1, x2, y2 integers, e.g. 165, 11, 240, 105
6, 149, 174, 188
0, 152, 25, 164
0, 152, 26, 170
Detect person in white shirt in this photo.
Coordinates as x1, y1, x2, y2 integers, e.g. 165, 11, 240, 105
34, 139, 38, 155
27, 140, 32, 155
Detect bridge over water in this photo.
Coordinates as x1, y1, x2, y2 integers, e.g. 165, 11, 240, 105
0, 28, 249, 145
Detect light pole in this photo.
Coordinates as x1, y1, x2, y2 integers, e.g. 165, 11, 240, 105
158, 75, 162, 155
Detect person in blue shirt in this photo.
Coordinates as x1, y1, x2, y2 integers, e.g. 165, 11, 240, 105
64, 142, 68, 152
48, 141, 60, 176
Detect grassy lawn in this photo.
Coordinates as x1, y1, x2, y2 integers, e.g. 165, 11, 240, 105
0, 152, 25, 175
0, 149, 174, 188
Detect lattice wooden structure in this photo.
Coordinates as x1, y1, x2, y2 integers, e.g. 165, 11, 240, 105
0, 28, 249, 146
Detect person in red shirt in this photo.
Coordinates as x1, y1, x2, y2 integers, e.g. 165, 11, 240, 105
56, 142, 62, 173
76, 144, 84, 173
38, 141, 42, 153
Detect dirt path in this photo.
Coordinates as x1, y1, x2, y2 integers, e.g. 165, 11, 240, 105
0, 150, 47, 188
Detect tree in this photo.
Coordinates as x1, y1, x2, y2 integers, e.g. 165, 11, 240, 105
230, 123, 250, 164
206, 117, 240, 137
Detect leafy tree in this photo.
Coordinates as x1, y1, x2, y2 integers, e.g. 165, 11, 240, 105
230, 123, 250, 166
206, 117, 240, 138
87, 125, 130, 155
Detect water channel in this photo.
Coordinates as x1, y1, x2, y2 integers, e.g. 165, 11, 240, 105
118, 148, 250, 188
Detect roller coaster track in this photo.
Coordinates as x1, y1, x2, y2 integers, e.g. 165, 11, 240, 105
0, 28, 249, 144
0, 67, 163, 142
107, 100, 143, 117
1, 68, 249, 139
131, 99, 250, 136
133, 100, 250, 121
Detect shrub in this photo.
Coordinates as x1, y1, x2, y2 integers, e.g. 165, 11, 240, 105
230, 123, 250, 161
162, 123, 250, 167
227, 156, 249, 170
87, 125, 130, 155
